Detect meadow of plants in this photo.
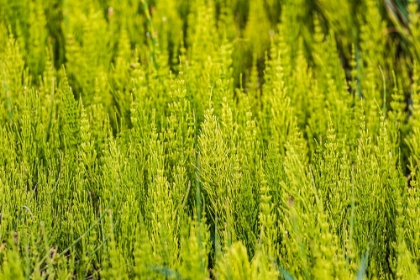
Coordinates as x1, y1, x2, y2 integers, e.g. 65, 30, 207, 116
1, 0, 420, 278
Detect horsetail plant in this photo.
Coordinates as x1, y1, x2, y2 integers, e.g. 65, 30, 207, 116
1, 0, 420, 279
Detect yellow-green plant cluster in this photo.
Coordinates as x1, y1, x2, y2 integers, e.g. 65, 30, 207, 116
0, 0, 420, 279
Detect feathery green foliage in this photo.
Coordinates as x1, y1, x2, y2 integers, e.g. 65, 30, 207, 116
1, 0, 420, 279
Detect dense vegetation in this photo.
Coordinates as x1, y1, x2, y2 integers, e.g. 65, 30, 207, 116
1, 0, 420, 279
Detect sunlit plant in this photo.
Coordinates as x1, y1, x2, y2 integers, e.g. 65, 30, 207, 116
0, 0, 420, 279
